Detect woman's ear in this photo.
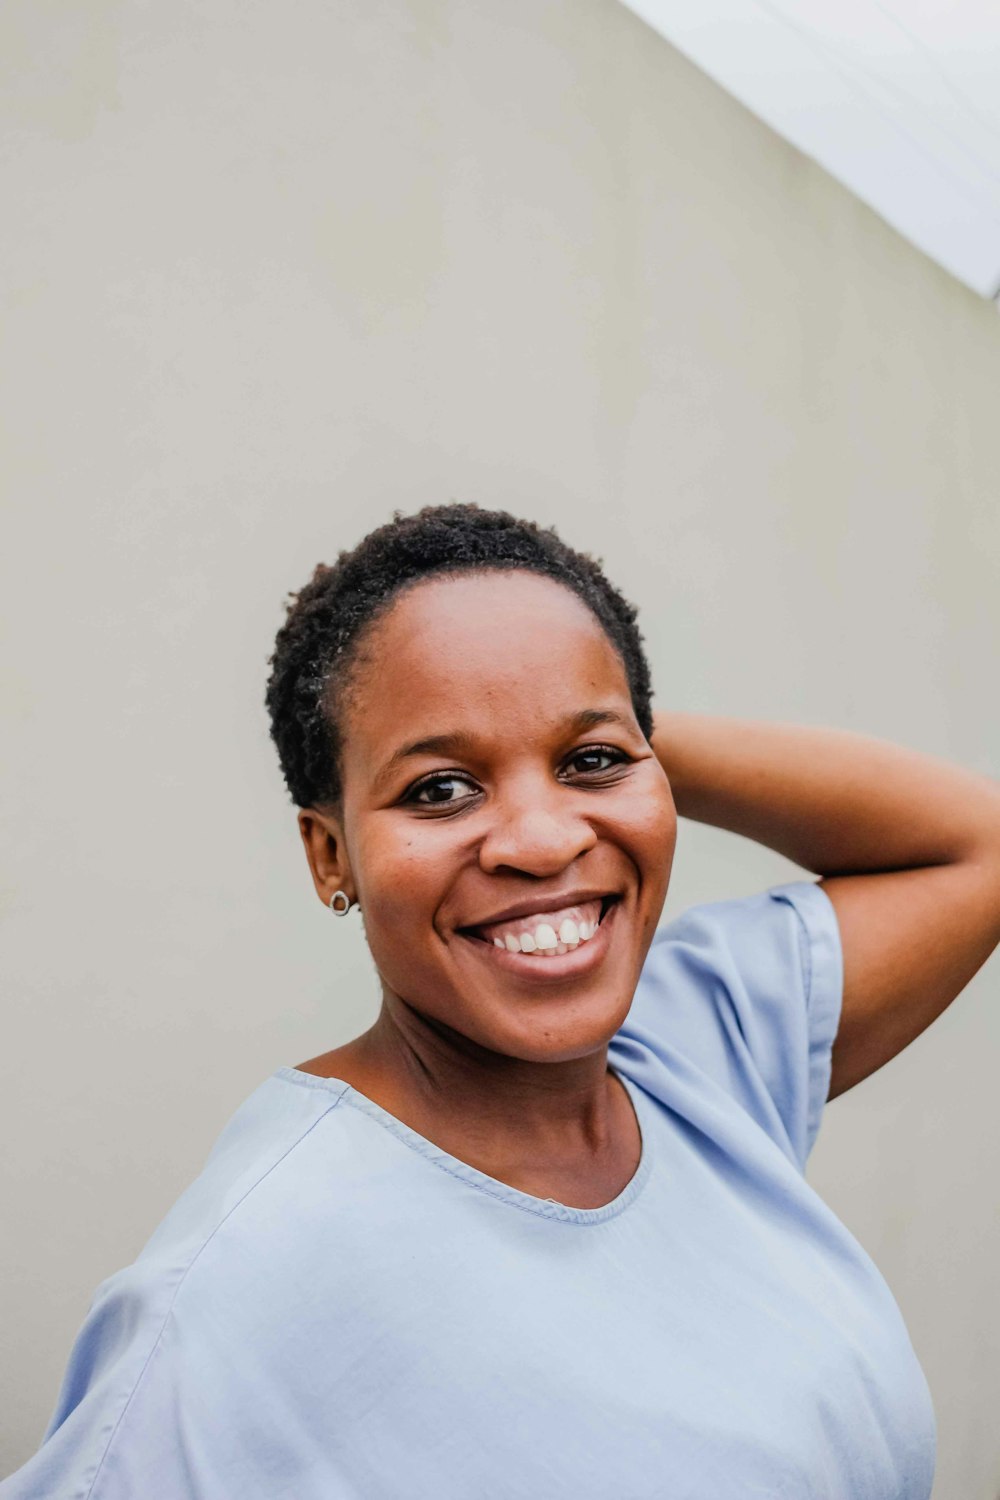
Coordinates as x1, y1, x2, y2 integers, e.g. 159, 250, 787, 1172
297, 807, 356, 909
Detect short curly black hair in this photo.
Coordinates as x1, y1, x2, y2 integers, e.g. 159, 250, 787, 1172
264, 502, 653, 809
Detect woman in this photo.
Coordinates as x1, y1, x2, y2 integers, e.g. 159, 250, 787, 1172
5, 502, 1000, 1499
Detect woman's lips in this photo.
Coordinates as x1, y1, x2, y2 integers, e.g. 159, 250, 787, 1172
458, 896, 620, 982
473, 898, 604, 953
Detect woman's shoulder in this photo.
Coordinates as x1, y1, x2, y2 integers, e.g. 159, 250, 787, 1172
619, 880, 843, 1173
109, 1054, 453, 1322
138, 1069, 351, 1264
4, 1073, 351, 1496
61, 1069, 363, 1354
6, 1070, 393, 1499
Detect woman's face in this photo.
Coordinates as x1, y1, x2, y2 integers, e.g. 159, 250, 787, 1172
311, 569, 676, 1065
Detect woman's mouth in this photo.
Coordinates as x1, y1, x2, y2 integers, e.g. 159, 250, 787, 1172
457, 895, 621, 978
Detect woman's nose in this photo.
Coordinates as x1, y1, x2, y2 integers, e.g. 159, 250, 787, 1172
478, 790, 597, 877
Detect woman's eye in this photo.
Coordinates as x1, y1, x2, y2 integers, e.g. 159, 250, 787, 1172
566, 746, 629, 776
407, 774, 479, 807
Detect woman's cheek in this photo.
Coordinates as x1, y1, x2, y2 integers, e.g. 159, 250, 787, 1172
356, 824, 447, 930
631, 792, 677, 905
620, 779, 676, 849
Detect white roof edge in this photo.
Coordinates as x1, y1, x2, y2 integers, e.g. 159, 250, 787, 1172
619, 0, 1000, 300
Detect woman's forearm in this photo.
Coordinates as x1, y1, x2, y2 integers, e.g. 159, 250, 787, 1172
651, 710, 1000, 878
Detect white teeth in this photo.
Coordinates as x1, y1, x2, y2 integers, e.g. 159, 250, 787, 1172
481, 904, 608, 956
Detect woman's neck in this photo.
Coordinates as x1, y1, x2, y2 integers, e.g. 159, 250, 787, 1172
294, 1014, 640, 1209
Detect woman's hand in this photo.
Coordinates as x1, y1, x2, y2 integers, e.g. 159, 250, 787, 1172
650, 710, 1000, 1100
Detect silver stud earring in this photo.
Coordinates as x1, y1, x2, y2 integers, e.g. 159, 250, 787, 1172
329, 890, 351, 916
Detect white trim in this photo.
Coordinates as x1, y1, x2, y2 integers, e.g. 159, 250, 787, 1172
619, 0, 1000, 298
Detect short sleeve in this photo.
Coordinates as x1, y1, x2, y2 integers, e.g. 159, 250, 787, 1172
624, 879, 843, 1172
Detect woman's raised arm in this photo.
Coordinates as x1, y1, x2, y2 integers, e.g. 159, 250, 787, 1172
651, 711, 1000, 1100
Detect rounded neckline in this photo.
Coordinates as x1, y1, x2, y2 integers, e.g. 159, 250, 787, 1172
276, 1064, 653, 1226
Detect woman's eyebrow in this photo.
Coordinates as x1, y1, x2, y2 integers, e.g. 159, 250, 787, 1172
373, 732, 478, 793
373, 709, 629, 792
571, 708, 629, 733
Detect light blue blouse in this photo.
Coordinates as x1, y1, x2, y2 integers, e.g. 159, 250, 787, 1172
1, 880, 936, 1499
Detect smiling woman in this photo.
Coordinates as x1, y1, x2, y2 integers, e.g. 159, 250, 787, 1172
7, 502, 1000, 1500
276, 511, 676, 1211
288, 560, 674, 1200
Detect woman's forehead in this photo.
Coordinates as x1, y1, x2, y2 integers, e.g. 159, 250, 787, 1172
343, 572, 633, 755
411, 567, 598, 631
364, 571, 618, 678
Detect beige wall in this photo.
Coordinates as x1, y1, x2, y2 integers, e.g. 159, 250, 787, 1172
2, 1, 998, 1494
